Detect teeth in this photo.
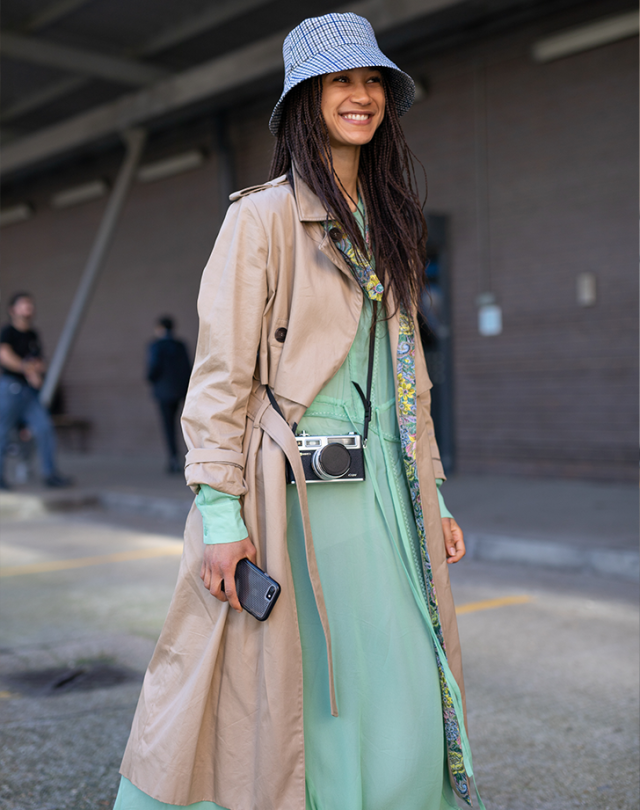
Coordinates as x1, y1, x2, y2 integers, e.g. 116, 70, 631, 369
342, 113, 370, 121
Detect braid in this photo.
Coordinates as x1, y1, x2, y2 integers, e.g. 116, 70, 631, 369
269, 70, 427, 314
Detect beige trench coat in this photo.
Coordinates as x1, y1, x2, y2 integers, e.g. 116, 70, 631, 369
120, 170, 465, 810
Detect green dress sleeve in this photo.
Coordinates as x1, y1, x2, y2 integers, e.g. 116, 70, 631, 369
195, 484, 249, 544
435, 479, 454, 520
196, 477, 453, 544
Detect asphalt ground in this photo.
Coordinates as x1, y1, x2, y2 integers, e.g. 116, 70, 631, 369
0, 509, 638, 810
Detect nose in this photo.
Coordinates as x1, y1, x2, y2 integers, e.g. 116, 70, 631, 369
350, 81, 374, 105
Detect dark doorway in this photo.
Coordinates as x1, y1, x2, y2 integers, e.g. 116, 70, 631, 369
419, 214, 455, 474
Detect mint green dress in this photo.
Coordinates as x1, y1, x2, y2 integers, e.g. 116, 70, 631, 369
115, 295, 458, 810
116, 195, 459, 808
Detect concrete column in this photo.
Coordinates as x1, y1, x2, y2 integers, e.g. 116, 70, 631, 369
40, 128, 147, 408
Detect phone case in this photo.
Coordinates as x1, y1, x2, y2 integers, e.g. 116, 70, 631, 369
234, 559, 281, 621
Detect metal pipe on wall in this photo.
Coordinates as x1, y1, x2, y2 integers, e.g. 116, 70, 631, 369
40, 128, 147, 409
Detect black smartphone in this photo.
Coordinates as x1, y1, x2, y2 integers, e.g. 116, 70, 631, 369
233, 559, 281, 621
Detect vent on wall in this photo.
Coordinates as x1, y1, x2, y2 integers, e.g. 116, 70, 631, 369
137, 150, 205, 183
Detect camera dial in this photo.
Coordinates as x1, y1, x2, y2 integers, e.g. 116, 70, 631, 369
312, 442, 351, 480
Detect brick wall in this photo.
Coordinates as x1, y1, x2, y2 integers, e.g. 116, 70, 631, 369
2, 154, 222, 457
401, 32, 638, 479
1, 11, 637, 479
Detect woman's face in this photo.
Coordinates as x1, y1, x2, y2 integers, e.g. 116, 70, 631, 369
321, 67, 385, 149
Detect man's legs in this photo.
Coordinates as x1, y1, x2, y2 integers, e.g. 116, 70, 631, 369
23, 386, 58, 479
157, 399, 181, 472
0, 377, 27, 487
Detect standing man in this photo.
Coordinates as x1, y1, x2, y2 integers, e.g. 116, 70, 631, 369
147, 316, 191, 473
0, 292, 71, 489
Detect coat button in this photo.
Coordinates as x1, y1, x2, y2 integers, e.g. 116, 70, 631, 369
274, 327, 287, 343
329, 227, 342, 242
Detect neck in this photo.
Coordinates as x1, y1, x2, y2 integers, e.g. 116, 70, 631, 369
329, 143, 360, 212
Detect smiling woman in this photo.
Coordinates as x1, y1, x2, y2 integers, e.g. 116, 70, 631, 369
321, 68, 386, 148
114, 12, 478, 810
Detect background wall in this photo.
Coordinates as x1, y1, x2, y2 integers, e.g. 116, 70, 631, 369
1, 10, 637, 479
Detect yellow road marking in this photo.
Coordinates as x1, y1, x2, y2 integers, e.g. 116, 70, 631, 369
456, 595, 533, 615
0, 551, 534, 622
0, 545, 183, 577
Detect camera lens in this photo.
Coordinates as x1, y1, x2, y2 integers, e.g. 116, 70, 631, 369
312, 442, 351, 480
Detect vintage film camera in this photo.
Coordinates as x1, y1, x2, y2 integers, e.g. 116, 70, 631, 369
286, 432, 365, 484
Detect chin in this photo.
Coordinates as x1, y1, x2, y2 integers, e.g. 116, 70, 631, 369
338, 132, 376, 147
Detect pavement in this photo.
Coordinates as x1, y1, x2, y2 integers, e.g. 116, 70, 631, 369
1, 454, 637, 809
1, 451, 637, 579
0, 507, 637, 810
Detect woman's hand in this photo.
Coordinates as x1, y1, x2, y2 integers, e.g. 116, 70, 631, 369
200, 538, 257, 612
442, 518, 465, 564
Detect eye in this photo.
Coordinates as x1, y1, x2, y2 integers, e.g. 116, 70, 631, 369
333, 75, 350, 83
367, 75, 382, 83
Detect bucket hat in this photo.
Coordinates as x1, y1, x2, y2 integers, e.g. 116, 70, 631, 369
269, 12, 415, 135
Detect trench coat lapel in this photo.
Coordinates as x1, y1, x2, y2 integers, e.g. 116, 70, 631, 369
291, 167, 355, 282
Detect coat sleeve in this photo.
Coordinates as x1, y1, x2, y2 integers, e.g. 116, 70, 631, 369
181, 196, 269, 495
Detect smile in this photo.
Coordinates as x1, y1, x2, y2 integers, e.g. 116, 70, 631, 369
339, 112, 373, 123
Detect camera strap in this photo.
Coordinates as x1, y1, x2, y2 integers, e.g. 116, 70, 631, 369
352, 301, 377, 448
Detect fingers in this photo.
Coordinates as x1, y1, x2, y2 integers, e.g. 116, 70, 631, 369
221, 567, 242, 613
441, 518, 455, 558
446, 519, 466, 564
200, 546, 227, 602
211, 576, 228, 603
200, 539, 257, 612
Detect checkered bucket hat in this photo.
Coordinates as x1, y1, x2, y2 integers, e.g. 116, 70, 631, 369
269, 12, 415, 135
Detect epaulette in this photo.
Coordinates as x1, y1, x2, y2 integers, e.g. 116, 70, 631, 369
229, 174, 288, 202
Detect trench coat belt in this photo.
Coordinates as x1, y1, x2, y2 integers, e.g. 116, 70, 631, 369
247, 387, 338, 718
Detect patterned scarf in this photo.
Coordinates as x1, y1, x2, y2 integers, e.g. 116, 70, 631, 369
326, 211, 476, 805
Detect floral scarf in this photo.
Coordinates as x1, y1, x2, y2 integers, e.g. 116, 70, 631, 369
325, 211, 476, 805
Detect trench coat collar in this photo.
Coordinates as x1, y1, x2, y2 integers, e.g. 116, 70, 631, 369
288, 165, 358, 283
289, 166, 408, 369
291, 165, 331, 222
290, 167, 410, 402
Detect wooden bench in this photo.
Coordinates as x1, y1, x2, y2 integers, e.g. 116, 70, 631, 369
51, 415, 92, 453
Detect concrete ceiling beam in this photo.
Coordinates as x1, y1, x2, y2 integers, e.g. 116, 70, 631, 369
0, 0, 274, 125
20, 0, 95, 33
0, 0, 463, 177
1, 31, 169, 86
140, 0, 274, 56
1, 76, 86, 123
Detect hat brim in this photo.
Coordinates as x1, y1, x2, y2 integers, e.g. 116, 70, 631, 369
269, 45, 415, 135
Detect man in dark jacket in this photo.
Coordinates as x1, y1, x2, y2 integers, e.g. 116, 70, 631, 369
147, 316, 192, 473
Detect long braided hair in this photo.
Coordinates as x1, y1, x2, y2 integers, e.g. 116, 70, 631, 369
269, 71, 427, 315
